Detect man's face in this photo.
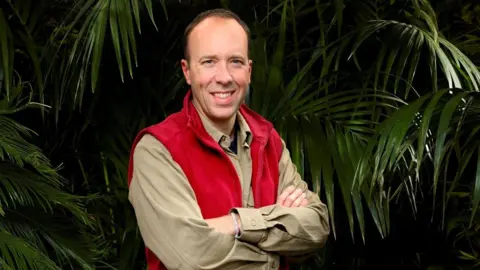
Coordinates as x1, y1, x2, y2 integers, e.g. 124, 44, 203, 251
181, 17, 252, 126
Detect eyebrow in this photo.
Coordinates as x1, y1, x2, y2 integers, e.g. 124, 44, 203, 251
198, 54, 247, 61
199, 55, 218, 60
231, 55, 247, 60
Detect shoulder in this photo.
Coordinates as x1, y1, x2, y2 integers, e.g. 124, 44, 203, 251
145, 112, 189, 142
134, 134, 172, 163
133, 111, 188, 158
132, 134, 190, 182
131, 111, 191, 157
130, 135, 196, 203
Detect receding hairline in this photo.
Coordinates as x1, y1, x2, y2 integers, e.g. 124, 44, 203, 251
183, 9, 251, 60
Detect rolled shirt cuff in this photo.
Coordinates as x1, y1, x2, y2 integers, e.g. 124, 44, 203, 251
231, 208, 267, 244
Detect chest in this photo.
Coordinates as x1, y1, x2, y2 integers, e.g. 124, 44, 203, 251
170, 137, 280, 219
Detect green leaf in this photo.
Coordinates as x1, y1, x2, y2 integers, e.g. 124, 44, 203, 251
0, 228, 60, 270
334, 0, 344, 37
470, 147, 480, 225
416, 90, 447, 175
0, 8, 14, 98
303, 116, 336, 238
90, 0, 109, 91
432, 92, 470, 213
326, 123, 357, 241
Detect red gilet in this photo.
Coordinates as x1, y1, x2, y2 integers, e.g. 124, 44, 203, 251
128, 90, 288, 269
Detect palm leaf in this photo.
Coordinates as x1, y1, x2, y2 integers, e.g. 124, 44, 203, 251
346, 0, 480, 99
0, 95, 102, 268
2, 207, 103, 270
0, 115, 58, 175
51, 0, 168, 113
0, 228, 60, 270
0, 7, 14, 98
274, 86, 403, 241
6, 0, 45, 94
249, 0, 411, 241
354, 89, 480, 236
0, 163, 96, 225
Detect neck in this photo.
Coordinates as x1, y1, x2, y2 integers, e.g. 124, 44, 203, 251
215, 117, 236, 138
192, 99, 236, 137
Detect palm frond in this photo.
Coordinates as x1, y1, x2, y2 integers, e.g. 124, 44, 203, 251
2, 208, 103, 270
0, 115, 56, 174
0, 0, 49, 104
0, 7, 14, 98
50, 0, 168, 112
0, 228, 60, 270
0, 87, 102, 268
7, 0, 45, 93
0, 163, 96, 226
354, 88, 480, 236
248, 0, 412, 242
348, 3, 480, 96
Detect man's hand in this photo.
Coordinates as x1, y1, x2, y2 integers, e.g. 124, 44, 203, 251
277, 185, 308, 207
206, 214, 240, 235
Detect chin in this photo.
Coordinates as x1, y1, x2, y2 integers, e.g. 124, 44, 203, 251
210, 109, 237, 121
211, 113, 236, 121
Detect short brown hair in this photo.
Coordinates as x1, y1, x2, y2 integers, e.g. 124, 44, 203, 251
183, 8, 251, 60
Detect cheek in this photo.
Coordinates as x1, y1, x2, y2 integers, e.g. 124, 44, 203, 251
194, 71, 215, 88
233, 70, 251, 86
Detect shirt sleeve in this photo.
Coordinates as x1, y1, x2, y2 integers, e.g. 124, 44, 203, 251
128, 134, 279, 270
232, 138, 330, 258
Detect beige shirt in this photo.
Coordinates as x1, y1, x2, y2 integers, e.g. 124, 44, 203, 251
128, 108, 330, 270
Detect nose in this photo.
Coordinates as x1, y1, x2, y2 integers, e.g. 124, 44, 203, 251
214, 62, 233, 85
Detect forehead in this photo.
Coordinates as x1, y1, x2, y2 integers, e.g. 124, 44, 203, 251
188, 17, 248, 58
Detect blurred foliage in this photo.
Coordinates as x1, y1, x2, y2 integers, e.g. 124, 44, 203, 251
1, 0, 480, 269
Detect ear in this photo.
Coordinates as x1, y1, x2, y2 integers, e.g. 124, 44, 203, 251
181, 59, 191, 85
247, 59, 253, 84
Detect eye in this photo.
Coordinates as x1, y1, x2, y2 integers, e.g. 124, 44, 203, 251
232, 59, 244, 65
202, 59, 214, 65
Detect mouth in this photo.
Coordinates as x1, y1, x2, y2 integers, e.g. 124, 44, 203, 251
211, 91, 235, 99
210, 90, 236, 105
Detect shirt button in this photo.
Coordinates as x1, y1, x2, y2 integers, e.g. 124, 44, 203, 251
251, 220, 256, 226
270, 261, 277, 269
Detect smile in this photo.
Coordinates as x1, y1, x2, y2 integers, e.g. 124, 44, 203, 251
212, 91, 234, 99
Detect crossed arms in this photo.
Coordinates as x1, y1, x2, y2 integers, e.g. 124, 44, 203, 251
128, 134, 330, 270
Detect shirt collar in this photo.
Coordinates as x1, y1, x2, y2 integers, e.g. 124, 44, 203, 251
194, 103, 252, 149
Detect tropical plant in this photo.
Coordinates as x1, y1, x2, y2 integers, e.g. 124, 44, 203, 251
53, 0, 480, 268
246, 0, 477, 233
0, 1, 105, 269
36, 1, 181, 268
243, 0, 480, 268
2, 0, 480, 269
0, 87, 103, 270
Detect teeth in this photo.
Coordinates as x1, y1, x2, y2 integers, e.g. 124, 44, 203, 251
214, 92, 232, 99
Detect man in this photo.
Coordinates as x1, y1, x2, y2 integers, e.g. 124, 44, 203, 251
128, 8, 330, 270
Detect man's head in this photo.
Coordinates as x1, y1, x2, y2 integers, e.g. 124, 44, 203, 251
180, 9, 252, 132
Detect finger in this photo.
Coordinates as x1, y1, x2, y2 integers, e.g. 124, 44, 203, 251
291, 193, 306, 207
293, 193, 308, 207
283, 188, 304, 207
300, 197, 309, 206
277, 185, 296, 205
